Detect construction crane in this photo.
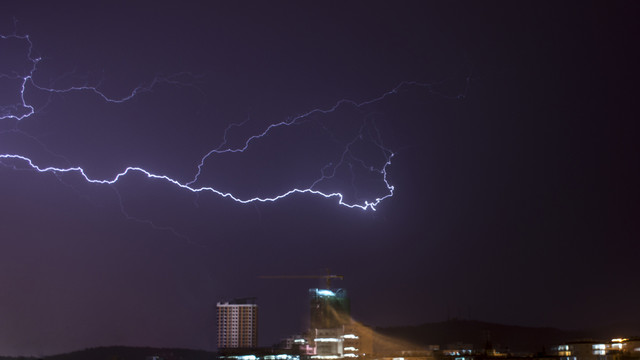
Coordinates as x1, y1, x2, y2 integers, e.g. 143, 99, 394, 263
259, 271, 344, 289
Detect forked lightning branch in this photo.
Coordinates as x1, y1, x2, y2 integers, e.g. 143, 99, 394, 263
0, 32, 448, 211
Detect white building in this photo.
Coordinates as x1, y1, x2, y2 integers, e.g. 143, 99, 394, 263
217, 298, 258, 349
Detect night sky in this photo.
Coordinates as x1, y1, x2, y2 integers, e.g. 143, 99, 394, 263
1, 1, 639, 357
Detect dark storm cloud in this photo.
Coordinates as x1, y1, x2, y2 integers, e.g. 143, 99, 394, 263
0, 1, 638, 356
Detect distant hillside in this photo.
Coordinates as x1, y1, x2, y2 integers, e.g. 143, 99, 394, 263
374, 319, 639, 353
588, 321, 640, 340
1, 346, 215, 360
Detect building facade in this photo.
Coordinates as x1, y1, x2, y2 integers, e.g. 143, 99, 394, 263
217, 298, 258, 349
308, 288, 352, 359
309, 288, 350, 329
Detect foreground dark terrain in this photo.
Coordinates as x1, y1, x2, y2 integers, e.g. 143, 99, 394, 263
0, 346, 214, 360
3, 320, 638, 359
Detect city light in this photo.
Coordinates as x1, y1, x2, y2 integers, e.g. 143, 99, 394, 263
316, 290, 336, 297
314, 338, 340, 343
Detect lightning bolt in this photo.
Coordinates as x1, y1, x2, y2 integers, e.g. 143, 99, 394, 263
1, 31, 467, 212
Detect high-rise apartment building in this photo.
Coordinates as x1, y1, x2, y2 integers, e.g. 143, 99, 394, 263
309, 288, 351, 359
309, 288, 350, 329
217, 298, 258, 349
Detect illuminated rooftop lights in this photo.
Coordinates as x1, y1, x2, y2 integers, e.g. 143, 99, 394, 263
344, 347, 358, 351
316, 289, 335, 297
342, 334, 359, 339
344, 354, 358, 358
612, 338, 629, 343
